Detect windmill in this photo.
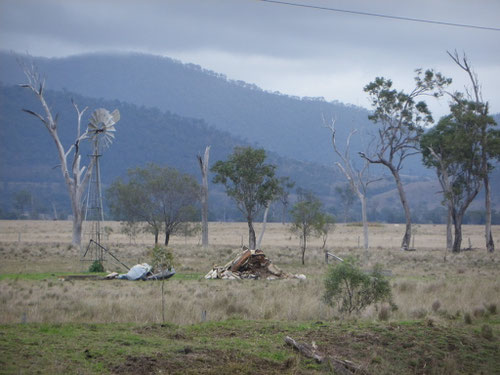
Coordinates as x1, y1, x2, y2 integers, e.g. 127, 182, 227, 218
83, 108, 120, 266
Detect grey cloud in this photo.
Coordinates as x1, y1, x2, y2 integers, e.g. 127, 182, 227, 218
1, 0, 499, 110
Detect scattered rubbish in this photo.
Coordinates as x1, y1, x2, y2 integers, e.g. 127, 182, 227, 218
146, 268, 176, 281
106, 263, 176, 281
62, 264, 176, 282
205, 247, 306, 280
118, 263, 152, 280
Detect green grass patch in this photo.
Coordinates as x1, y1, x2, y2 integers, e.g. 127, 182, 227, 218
0, 272, 105, 281
0, 319, 498, 374
0, 272, 202, 281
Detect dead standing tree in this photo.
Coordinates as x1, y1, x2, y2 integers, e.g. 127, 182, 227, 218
197, 145, 210, 249
325, 117, 377, 251
360, 70, 450, 250
20, 62, 118, 247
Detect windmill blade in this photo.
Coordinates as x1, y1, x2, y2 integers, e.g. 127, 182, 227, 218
87, 108, 120, 147
89, 108, 112, 127
110, 109, 120, 124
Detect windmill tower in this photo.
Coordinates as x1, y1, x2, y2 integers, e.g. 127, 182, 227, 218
83, 108, 120, 265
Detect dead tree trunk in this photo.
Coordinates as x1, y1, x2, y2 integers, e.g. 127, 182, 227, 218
197, 146, 210, 249
20, 62, 95, 247
361, 193, 369, 250
256, 204, 270, 249
284, 336, 366, 374
484, 173, 494, 252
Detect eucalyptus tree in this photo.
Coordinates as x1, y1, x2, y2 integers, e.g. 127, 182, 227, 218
290, 189, 332, 265
20, 61, 119, 247
447, 51, 500, 253
107, 164, 200, 245
211, 146, 281, 249
421, 101, 485, 253
360, 70, 451, 250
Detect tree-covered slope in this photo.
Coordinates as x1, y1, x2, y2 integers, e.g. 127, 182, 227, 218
0, 83, 341, 218
0, 51, 394, 170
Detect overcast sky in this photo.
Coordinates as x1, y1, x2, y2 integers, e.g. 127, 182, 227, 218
1, 0, 499, 116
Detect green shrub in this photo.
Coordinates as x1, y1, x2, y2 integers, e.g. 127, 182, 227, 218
150, 245, 174, 271
323, 258, 392, 315
88, 260, 104, 273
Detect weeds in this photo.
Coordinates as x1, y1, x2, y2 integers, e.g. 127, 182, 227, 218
464, 312, 472, 324
0, 222, 498, 326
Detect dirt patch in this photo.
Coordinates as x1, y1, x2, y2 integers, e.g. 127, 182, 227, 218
110, 349, 289, 375
133, 324, 192, 340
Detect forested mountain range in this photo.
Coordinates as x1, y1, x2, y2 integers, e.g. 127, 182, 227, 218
0, 51, 498, 223
0, 83, 342, 220
0, 51, 426, 174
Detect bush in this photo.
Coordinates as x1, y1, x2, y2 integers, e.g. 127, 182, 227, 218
323, 259, 392, 315
150, 245, 174, 271
88, 260, 104, 273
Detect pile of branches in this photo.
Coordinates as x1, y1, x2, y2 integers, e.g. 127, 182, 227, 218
205, 247, 306, 280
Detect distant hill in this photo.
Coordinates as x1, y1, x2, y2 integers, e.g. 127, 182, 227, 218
0, 83, 342, 220
1, 51, 498, 223
0, 51, 430, 175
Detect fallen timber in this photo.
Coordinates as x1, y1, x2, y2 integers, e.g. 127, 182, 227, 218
205, 247, 306, 280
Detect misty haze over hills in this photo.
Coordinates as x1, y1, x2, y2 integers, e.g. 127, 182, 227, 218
0, 51, 429, 174
0, 51, 498, 223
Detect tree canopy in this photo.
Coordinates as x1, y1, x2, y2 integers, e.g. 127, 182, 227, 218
211, 146, 281, 249
361, 69, 451, 250
107, 163, 200, 245
290, 189, 333, 265
421, 96, 498, 252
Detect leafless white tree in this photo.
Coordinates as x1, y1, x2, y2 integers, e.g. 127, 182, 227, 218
324, 117, 379, 251
20, 61, 118, 247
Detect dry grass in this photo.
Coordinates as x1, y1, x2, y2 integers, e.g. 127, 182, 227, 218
0, 220, 499, 325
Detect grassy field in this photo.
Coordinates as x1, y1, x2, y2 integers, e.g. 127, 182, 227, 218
0, 220, 499, 374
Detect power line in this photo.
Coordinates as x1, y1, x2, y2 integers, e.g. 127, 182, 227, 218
258, 0, 500, 32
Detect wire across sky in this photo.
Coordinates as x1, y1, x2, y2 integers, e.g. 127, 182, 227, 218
259, 0, 500, 32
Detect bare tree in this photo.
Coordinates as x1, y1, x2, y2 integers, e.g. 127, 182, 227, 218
325, 118, 378, 250
360, 70, 450, 250
197, 145, 210, 249
19, 62, 116, 247
256, 203, 270, 250
256, 177, 293, 249
447, 51, 498, 253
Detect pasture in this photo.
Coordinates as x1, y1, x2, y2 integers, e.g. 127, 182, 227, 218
0, 220, 499, 374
